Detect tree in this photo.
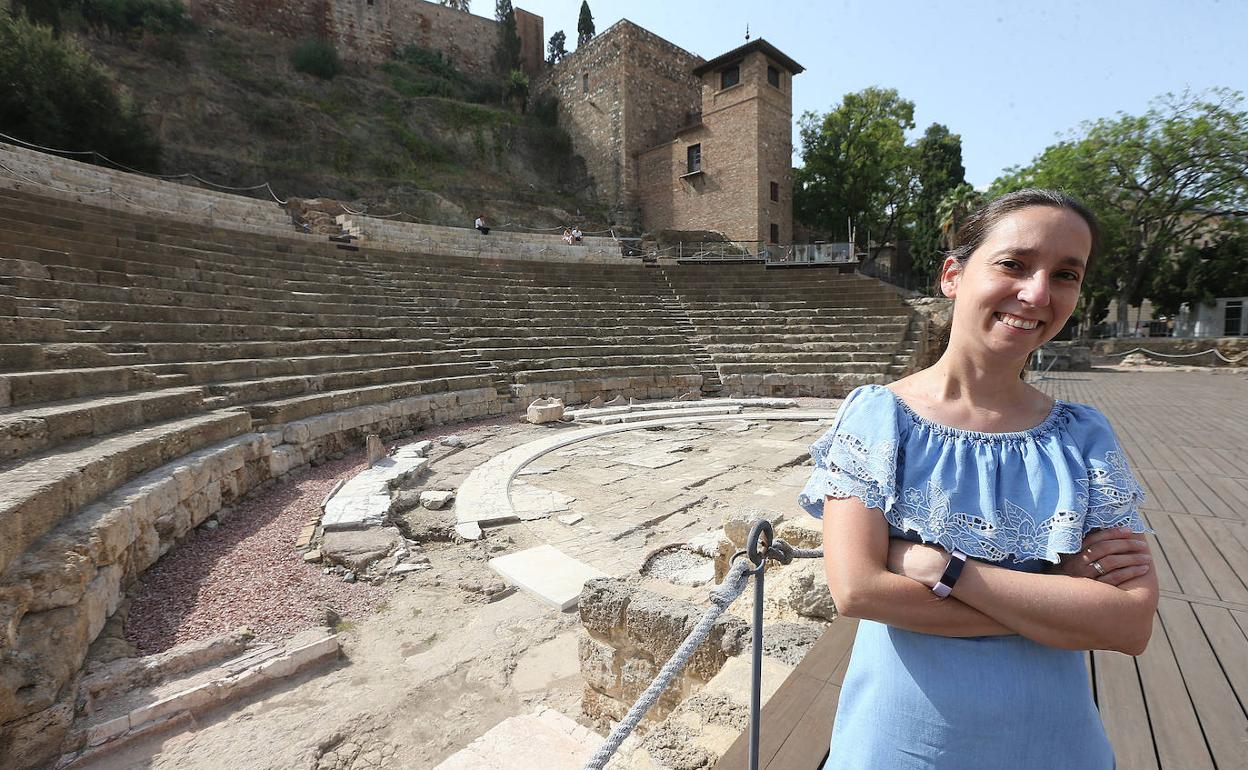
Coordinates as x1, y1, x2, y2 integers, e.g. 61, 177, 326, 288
991, 89, 1248, 331
438, 0, 471, 10
546, 30, 567, 64
936, 183, 983, 250
493, 0, 521, 76
794, 87, 916, 248
909, 123, 967, 285
1150, 224, 1248, 317
576, 1, 595, 47
0, 12, 161, 170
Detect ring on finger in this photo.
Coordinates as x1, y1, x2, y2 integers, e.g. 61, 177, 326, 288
1091, 560, 1106, 576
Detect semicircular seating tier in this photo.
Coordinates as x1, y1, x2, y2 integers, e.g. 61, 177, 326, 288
0, 177, 918, 764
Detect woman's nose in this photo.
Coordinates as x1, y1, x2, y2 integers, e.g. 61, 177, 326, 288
1018, 272, 1051, 307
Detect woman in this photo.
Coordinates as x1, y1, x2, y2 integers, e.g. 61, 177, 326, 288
799, 189, 1158, 768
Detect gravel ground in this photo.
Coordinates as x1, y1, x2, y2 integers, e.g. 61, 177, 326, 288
124, 413, 525, 654
125, 451, 388, 653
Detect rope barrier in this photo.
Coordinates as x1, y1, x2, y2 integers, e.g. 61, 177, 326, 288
0, 132, 289, 203
1108, 346, 1248, 365
582, 527, 824, 770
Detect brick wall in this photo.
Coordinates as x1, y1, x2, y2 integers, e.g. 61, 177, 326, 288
638, 49, 795, 243
186, 0, 543, 77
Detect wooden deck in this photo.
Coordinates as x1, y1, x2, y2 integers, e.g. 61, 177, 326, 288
715, 370, 1248, 769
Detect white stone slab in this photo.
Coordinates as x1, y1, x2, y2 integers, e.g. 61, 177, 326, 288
489, 545, 607, 611
321, 493, 393, 531
432, 708, 599, 770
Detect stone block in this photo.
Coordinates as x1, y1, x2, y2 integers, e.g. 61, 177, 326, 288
419, 490, 454, 510
321, 528, 403, 571
578, 633, 620, 695
366, 434, 386, 466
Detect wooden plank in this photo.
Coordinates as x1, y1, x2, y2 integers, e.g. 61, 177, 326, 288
1191, 603, 1248, 714
761, 681, 839, 770
713, 619, 857, 770
1201, 518, 1248, 598
1171, 515, 1248, 603
714, 673, 824, 770
1182, 475, 1237, 519
1135, 612, 1213, 769
1156, 597, 1248, 769
1094, 650, 1158, 770
1139, 470, 1184, 514
1158, 471, 1210, 517
1150, 514, 1217, 599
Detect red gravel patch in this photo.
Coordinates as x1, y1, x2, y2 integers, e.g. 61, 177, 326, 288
125, 450, 387, 654
124, 414, 525, 654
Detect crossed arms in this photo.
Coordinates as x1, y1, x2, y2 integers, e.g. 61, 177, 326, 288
821, 496, 1159, 655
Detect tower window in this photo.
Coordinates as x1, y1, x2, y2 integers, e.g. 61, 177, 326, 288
720, 64, 740, 89
770, 181, 779, 202
687, 144, 702, 173
770, 223, 780, 244
582, 73, 589, 94
767, 65, 780, 88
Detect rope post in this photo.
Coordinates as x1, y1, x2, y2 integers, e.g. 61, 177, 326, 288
745, 520, 773, 770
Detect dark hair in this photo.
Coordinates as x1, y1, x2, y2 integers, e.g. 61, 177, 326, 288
946, 188, 1101, 274
934, 189, 1101, 376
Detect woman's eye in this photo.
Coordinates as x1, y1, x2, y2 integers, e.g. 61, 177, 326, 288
1057, 271, 1081, 281
998, 260, 1022, 270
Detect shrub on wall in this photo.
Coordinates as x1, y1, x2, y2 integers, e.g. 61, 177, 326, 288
291, 38, 341, 80
0, 11, 161, 170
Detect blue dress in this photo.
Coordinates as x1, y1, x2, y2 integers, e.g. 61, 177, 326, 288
798, 384, 1149, 769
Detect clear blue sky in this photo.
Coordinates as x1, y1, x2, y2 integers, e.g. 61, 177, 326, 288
496, 0, 1247, 188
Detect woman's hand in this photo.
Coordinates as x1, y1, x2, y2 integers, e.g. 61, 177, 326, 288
1054, 527, 1152, 586
886, 539, 949, 588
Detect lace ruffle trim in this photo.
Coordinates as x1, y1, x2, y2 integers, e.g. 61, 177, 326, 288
808, 437, 1150, 563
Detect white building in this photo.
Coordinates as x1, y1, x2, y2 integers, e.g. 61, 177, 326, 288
1175, 297, 1248, 338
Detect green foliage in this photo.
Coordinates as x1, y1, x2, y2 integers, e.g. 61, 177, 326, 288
990, 88, 1248, 327
577, 0, 594, 47
546, 30, 567, 64
494, 0, 521, 76
0, 12, 161, 169
387, 44, 504, 106
1150, 227, 1248, 316
506, 68, 529, 111
291, 38, 341, 80
909, 123, 967, 285
80, 0, 191, 34
795, 86, 916, 246
532, 94, 559, 126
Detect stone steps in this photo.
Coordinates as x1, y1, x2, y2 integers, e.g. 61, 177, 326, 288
0, 387, 205, 462
513, 364, 699, 385
0, 409, 252, 576
717, 361, 893, 375
245, 373, 496, 426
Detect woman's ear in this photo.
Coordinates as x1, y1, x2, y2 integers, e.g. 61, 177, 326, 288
939, 256, 961, 299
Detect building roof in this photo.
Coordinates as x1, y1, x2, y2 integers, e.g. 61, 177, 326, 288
691, 38, 804, 77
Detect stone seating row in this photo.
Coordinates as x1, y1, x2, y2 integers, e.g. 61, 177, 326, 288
0, 143, 293, 236
338, 214, 620, 260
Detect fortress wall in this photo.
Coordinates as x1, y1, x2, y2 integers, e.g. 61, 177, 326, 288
186, 0, 542, 76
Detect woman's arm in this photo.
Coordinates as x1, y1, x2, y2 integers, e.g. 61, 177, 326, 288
891, 538, 1158, 655
822, 495, 1013, 637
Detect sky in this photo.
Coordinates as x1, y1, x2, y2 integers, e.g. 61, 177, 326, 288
491, 0, 1248, 188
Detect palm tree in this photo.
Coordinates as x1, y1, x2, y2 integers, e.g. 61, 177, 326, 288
937, 183, 984, 249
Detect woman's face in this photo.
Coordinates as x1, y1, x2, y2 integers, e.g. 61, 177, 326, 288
940, 205, 1091, 362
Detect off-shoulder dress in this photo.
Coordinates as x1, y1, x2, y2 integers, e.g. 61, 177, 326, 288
799, 384, 1148, 769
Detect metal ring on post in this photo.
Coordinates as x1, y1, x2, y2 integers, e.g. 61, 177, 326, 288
746, 519, 773, 570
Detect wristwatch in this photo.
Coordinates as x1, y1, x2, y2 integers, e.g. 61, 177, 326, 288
932, 550, 968, 598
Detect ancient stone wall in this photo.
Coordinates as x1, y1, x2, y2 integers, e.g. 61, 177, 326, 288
535, 21, 703, 222
185, 0, 543, 76
578, 577, 748, 727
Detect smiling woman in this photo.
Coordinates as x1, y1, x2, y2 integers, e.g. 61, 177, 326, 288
801, 189, 1158, 769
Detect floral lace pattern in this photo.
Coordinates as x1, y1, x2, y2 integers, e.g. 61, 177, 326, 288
805, 432, 1150, 564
